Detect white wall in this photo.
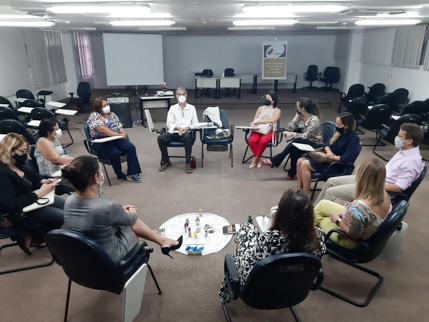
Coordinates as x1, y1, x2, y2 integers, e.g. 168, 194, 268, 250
359, 63, 429, 101
90, 33, 337, 90
334, 31, 352, 92
342, 30, 363, 92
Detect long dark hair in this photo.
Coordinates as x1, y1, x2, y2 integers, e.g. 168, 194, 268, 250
297, 97, 321, 118
62, 155, 99, 191
269, 189, 318, 252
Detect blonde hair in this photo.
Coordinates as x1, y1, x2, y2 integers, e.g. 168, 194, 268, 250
355, 158, 386, 205
0, 133, 30, 165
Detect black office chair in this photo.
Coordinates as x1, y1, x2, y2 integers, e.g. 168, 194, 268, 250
158, 128, 197, 164
242, 120, 282, 164
16, 89, 38, 102
360, 104, 392, 147
374, 114, 421, 161
0, 119, 36, 144
339, 84, 365, 113
319, 67, 340, 91
396, 101, 426, 120
346, 97, 369, 134
391, 163, 426, 205
0, 106, 21, 122
222, 252, 323, 322
69, 82, 91, 112
201, 109, 234, 167
22, 99, 44, 108
283, 121, 335, 172
83, 123, 128, 186
0, 96, 14, 110
319, 201, 409, 307
224, 68, 235, 77
30, 108, 74, 147
202, 69, 214, 77
46, 230, 161, 322
304, 65, 319, 89
310, 141, 362, 200
365, 83, 386, 104
379, 93, 402, 113
392, 88, 409, 106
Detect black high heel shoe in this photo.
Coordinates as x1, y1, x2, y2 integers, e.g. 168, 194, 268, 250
161, 236, 183, 259
14, 235, 32, 256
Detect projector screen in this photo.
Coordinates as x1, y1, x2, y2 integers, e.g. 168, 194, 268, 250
103, 33, 164, 86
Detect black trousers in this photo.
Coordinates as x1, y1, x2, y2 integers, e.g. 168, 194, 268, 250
157, 132, 193, 163
270, 138, 320, 177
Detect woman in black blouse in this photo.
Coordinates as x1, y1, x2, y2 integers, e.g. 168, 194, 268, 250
0, 133, 64, 255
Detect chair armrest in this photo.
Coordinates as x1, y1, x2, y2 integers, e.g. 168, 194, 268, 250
324, 162, 354, 176
312, 267, 324, 291
326, 228, 352, 240
381, 123, 389, 130
118, 241, 151, 268
83, 139, 95, 155
230, 124, 235, 140
224, 254, 240, 300
340, 92, 346, 99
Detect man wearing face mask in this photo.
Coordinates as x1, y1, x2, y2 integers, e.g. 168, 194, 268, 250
35, 118, 74, 177
315, 123, 424, 204
157, 87, 198, 174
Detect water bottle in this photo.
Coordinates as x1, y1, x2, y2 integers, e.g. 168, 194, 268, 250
191, 156, 196, 169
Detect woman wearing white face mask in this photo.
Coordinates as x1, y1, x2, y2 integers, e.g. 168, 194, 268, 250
87, 97, 141, 183
35, 118, 74, 177
62, 156, 182, 263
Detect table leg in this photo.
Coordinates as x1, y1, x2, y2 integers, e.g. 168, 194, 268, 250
238, 79, 241, 99
254, 75, 258, 94
293, 75, 297, 93
140, 98, 147, 127
274, 80, 278, 92
195, 78, 198, 99
216, 79, 220, 99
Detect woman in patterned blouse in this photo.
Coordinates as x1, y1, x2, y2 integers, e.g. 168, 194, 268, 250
87, 97, 142, 183
314, 158, 392, 249
263, 98, 323, 180
219, 189, 326, 303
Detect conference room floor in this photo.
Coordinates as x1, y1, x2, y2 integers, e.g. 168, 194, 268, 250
1, 89, 428, 322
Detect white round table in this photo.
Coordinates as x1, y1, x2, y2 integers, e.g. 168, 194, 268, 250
159, 213, 232, 255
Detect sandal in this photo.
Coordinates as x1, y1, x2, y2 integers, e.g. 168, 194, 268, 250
286, 175, 294, 180
128, 175, 141, 183
263, 159, 273, 168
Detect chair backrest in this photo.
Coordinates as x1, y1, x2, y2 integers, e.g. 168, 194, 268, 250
16, 89, 35, 101
0, 96, 14, 110
402, 162, 426, 200
347, 97, 369, 121
400, 101, 426, 119
22, 99, 44, 108
322, 121, 335, 145
25, 144, 39, 174
241, 252, 322, 309
202, 69, 213, 77
0, 119, 35, 144
323, 67, 340, 82
0, 106, 20, 122
306, 65, 318, 77
30, 107, 54, 120
385, 114, 421, 142
362, 201, 409, 263
346, 84, 365, 101
84, 123, 98, 156
393, 88, 409, 105
46, 230, 125, 294
361, 104, 392, 130
76, 82, 91, 101
366, 83, 386, 102
224, 68, 235, 77
202, 109, 230, 143
379, 93, 402, 113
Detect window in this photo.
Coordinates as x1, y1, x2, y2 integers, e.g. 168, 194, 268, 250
392, 25, 426, 69
360, 28, 396, 66
24, 29, 51, 90
73, 32, 94, 78
44, 30, 67, 84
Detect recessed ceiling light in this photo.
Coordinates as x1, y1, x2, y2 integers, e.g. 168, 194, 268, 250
138, 27, 186, 31
243, 5, 346, 14
233, 19, 298, 26
236, 13, 296, 18
47, 5, 151, 14
355, 19, 421, 26
109, 13, 171, 19
110, 20, 175, 26
298, 21, 339, 25
0, 21, 55, 27
228, 27, 276, 30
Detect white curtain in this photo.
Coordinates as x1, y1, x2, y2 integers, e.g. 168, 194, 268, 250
24, 29, 52, 89
73, 32, 94, 78
361, 28, 397, 66
44, 30, 67, 84
0, 28, 32, 96
392, 25, 426, 69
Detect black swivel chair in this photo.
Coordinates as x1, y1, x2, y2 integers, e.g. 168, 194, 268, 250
319, 201, 409, 307
46, 230, 162, 322
392, 88, 409, 107
319, 67, 340, 91
374, 114, 421, 161
0, 96, 14, 110
201, 109, 234, 167
224, 68, 235, 77
242, 120, 282, 164
396, 101, 426, 120
0, 106, 21, 122
360, 104, 392, 147
339, 84, 365, 113
346, 97, 369, 133
222, 252, 323, 322
379, 93, 402, 113
304, 65, 319, 89
0, 119, 36, 144
365, 83, 386, 104
69, 82, 91, 112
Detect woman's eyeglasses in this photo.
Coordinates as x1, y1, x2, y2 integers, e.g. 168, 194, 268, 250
14, 148, 27, 154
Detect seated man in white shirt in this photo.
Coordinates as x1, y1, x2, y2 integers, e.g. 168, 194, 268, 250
315, 123, 424, 204
157, 87, 199, 174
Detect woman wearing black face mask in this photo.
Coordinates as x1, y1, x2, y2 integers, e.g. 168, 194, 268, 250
263, 98, 323, 179
0, 133, 64, 255
296, 112, 361, 197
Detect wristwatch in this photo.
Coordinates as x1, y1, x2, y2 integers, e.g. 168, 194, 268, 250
335, 218, 342, 226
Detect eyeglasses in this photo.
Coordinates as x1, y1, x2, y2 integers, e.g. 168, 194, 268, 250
14, 148, 27, 154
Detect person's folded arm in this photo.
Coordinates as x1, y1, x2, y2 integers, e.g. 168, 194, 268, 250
341, 205, 365, 240
0, 179, 38, 214
384, 184, 403, 194
109, 201, 138, 227
294, 117, 320, 140
38, 139, 73, 166
94, 126, 122, 137
339, 136, 360, 163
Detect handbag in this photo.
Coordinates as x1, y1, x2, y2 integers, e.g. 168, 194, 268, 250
252, 123, 273, 135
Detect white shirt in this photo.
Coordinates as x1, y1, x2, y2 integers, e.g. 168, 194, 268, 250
167, 103, 199, 134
